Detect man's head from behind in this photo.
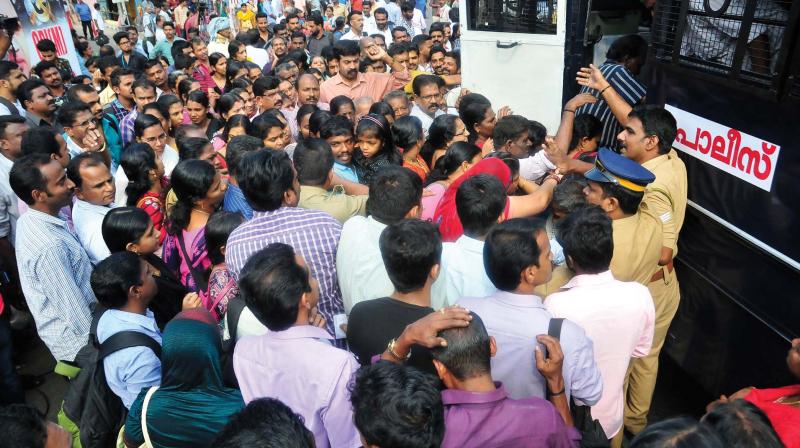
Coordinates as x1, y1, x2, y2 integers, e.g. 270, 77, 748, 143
556, 205, 612, 275
607, 34, 648, 75
380, 220, 442, 294
213, 398, 315, 448
701, 399, 783, 448
238, 149, 299, 211
431, 312, 495, 387
456, 174, 506, 240
292, 138, 334, 188
350, 362, 445, 448
0, 404, 71, 448
238, 243, 319, 332
484, 218, 552, 291
366, 166, 423, 224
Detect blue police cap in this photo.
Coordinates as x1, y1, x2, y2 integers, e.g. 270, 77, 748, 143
584, 148, 655, 192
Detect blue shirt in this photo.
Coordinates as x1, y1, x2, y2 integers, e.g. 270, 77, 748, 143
76, 3, 92, 21
333, 162, 359, 183
15, 209, 96, 361
457, 291, 603, 405
223, 183, 254, 220
96, 309, 162, 409
102, 114, 123, 173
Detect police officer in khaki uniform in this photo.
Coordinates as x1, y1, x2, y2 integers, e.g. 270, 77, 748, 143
576, 66, 690, 436
582, 148, 663, 286
617, 106, 687, 435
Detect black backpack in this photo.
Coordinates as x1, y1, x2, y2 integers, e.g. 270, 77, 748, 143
547, 318, 610, 448
61, 307, 162, 448
221, 295, 247, 388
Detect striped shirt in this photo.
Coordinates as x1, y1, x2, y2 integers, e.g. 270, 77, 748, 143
104, 99, 132, 124
119, 108, 139, 146
577, 61, 647, 150
226, 207, 344, 336
222, 183, 254, 220
15, 208, 96, 361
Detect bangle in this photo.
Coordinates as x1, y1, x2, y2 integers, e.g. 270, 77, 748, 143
563, 109, 575, 113
599, 85, 611, 96
387, 338, 411, 361
549, 386, 566, 397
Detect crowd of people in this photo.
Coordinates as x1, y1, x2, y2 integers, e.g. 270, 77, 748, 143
0, 0, 798, 447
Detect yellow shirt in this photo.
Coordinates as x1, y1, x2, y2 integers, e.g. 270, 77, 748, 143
99, 85, 116, 107
236, 10, 255, 30
609, 206, 663, 286
642, 149, 688, 257
298, 185, 367, 224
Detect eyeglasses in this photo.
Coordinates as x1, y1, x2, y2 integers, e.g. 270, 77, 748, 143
72, 118, 99, 128
143, 133, 168, 144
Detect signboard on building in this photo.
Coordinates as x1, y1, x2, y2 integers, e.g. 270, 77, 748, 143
666, 104, 781, 192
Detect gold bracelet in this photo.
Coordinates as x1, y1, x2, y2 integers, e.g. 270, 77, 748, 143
387, 338, 411, 361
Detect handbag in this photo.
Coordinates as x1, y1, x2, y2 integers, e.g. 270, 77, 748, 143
548, 318, 611, 448
140, 386, 159, 448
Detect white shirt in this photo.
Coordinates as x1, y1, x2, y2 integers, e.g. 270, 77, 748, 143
64, 133, 86, 159
430, 235, 496, 309
72, 200, 115, 265
363, 15, 377, 34
339, 29, 365, 41
0, 154, 19, 242
545, 270, 655, 438
246, 45, 270, 69
336, 216, 394, 314
208, 39, 230, 57
92, 7, 105, 30
0, 99, 26, 117
519, 151, 556, 181
409, 102, 445, 136
371, 26, 393, 45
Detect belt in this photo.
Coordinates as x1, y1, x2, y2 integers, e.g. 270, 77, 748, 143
650, 260, 674, 283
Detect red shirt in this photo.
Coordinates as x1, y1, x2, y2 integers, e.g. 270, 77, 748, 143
746, 385, 800, 448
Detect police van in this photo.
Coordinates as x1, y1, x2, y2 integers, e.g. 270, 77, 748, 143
459, 0, 799, 396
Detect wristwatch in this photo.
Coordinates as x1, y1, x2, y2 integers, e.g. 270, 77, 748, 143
387, 338, 411, 361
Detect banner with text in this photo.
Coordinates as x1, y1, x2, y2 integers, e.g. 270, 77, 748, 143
666, 104, 781, 192
11, 0, 81, 77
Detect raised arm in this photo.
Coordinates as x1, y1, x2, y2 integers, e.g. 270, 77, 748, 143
576, 64, 633, 127
554, 93, 597, 161
380, 306, 472, 363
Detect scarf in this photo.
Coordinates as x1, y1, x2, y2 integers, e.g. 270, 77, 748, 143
433, 158, 512, 242
135, 317, 244, 447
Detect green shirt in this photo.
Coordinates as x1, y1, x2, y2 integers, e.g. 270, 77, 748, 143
152, 37, 184, 65
298, 185, 367, 224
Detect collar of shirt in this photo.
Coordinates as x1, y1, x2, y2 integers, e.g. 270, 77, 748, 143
102, 308, 159, 333
299, 184, 335, 198
27, 113, 52, 127
112, 98, 131, 112
332, 72, 368, 88
490, 290, 546, 309
74, 199, 116, 216
63, 133, 85, 157
268, 324, 333, 342
26, 207, 69, 230
561, 270, 614, 290
454, 234, 484, 254
441, 382, 508, 406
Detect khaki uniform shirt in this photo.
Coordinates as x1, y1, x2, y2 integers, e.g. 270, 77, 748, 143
610, 206, 663, 286
298, 185, 367, 224
642, 149, 688, 257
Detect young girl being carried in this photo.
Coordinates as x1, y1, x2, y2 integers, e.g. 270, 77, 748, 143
353, 113, 402, 185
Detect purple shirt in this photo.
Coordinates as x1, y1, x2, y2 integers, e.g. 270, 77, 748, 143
233, 325, 361, 448
442, 383, 580, 447
457, 291, 603, 405
225, 207, 344, 336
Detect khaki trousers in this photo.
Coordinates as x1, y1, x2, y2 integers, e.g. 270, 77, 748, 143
623, 267, 680, 434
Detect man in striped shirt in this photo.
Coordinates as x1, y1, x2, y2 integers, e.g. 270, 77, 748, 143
226, 150, 344, 338
577, 34, 648, 152
10, 154, 96, 362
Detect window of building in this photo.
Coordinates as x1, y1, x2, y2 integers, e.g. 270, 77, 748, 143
467, 0, 558, 34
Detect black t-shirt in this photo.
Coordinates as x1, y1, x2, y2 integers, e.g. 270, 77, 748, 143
347, 297, 437, 376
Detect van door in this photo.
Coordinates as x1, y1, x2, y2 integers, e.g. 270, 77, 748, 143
458, 0, 585, 131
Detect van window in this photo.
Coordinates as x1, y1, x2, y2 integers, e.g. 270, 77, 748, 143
467, 0, 558, 34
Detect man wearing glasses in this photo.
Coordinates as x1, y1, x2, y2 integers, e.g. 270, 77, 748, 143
57, 101, 110, 168
409, 74, 445, 136
113, 31, 147, 74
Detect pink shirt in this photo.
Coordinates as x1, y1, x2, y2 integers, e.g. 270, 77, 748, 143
545, 270, 655, 438
319, 71, 410, 103
421, 182, 446, 221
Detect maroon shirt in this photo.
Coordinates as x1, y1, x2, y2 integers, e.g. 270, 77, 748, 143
441, 383, 581, 447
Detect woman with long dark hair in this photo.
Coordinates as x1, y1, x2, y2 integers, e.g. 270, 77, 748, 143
122, 142, 167, 245
156, 94, 184, 148
185, 90, 224, 139
135, 112, 180, 179
295, 104, 319, 141
162, 160, 227, 293
102, 207, 187, 329
353, 113, 402, 185
420, 141, 482, 220
225, 60, 248, 91
209, 52, 228, 93
420, 114, 469, 168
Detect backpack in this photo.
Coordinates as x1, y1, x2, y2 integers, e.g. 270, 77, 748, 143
0, 96, 20, 116
547, 318, 610, 448
61, 307, 162, 448
221, 295, 247, 388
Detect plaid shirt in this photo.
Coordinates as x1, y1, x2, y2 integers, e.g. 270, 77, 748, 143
119, 108, 138, 146
104, 99, 132, 124
226, 207, 344, 336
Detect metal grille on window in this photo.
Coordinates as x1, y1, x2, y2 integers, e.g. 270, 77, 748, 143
651, 0, 791, 85
468, 0, 558, 34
